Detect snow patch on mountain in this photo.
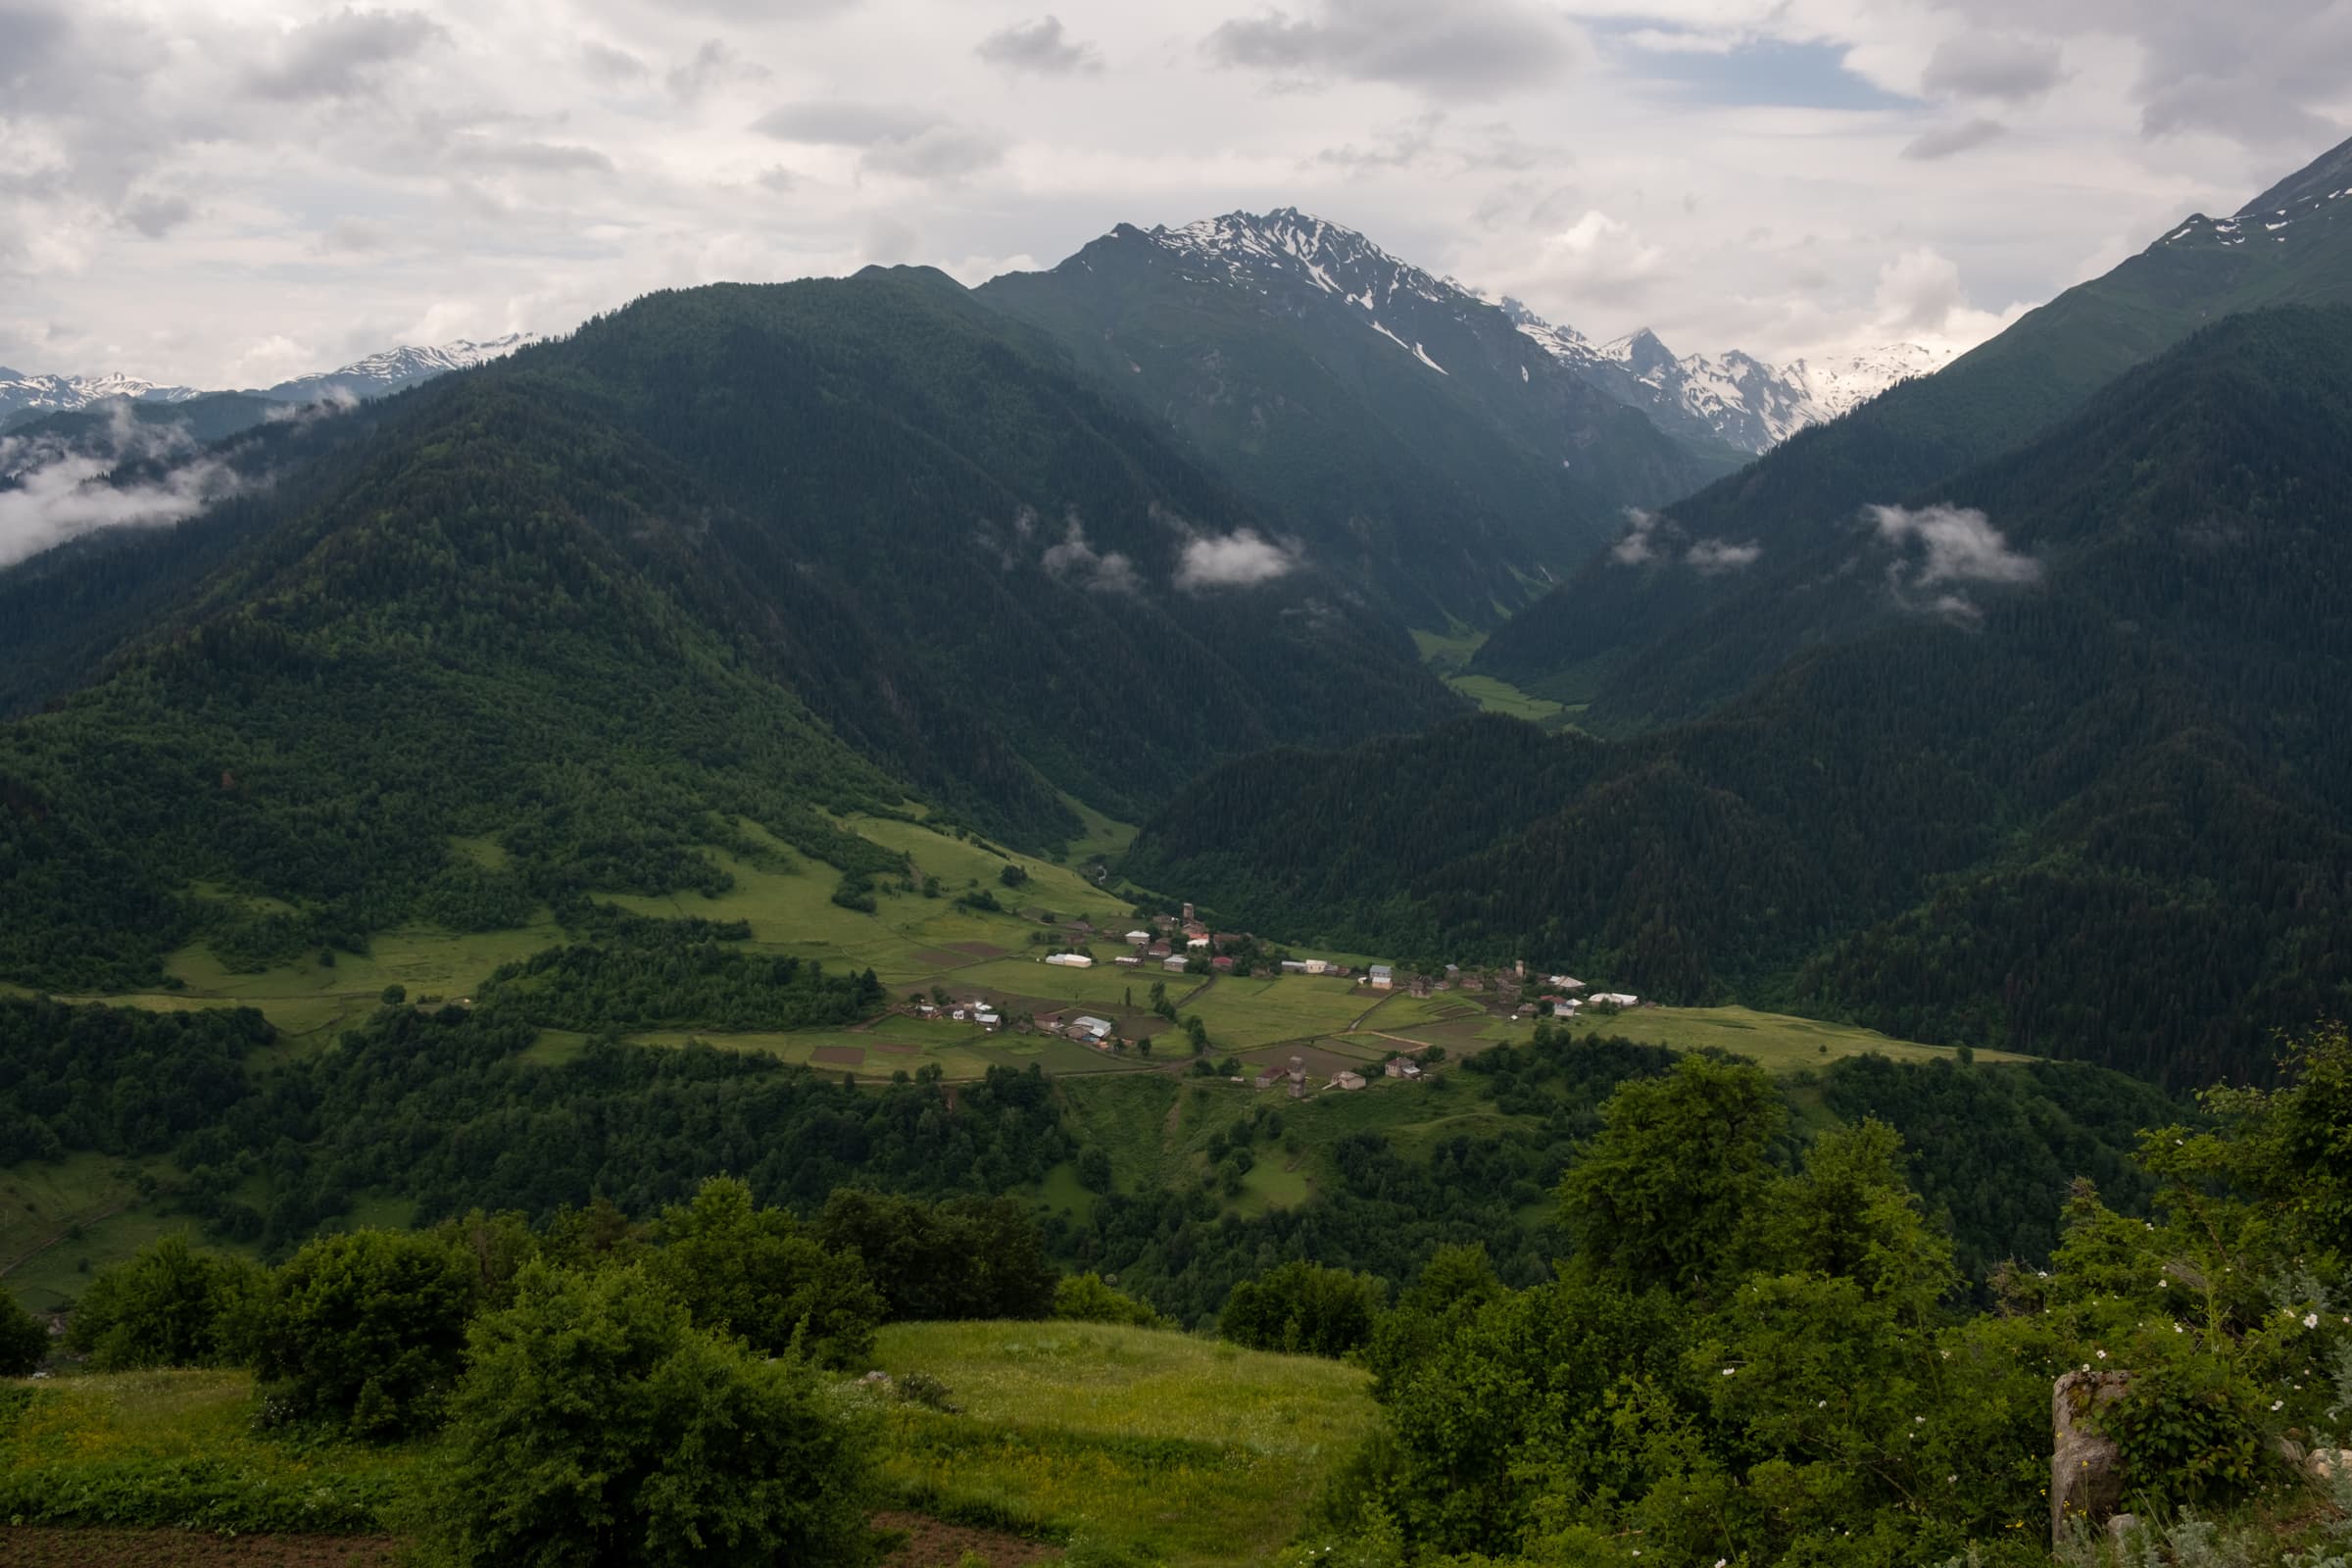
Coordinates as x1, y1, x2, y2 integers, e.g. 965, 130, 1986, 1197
262, 333, 541, 402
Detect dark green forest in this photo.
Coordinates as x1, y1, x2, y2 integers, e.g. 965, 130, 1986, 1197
1130, 309, 2352, 1086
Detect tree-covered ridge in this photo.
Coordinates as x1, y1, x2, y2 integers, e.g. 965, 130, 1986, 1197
1128, 309, 2352, 1084
1475, 134, 2352, 717
0, 376, 910, 991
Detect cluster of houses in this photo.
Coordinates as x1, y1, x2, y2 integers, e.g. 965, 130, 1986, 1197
913, 998, 1004, 1030
1249, 1051, 1428, 1098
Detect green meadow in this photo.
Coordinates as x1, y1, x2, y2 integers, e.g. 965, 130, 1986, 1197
871, 1320, 1377, 1567
0, 1327, 1379, 1566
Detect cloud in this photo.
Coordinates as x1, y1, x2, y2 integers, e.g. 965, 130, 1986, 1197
1519, 210, 1667, 306
1868, 503, 2040, 591
580, 41, 648, 84
1205, 0, 1580, 94
1871, 247, 1969, 332
244, 7, 446, 102
977, 16, 1102, 75
1901, 118, 2007, 162
119, 192, 195, 238
752, 100, 936, 146
1610, 508, 1662, 565
1175, 528, 1299, 589
451, 138, 616, 174
0, 412, 245, 570
1919, 34, 2063, 103
666, 38, 767, 100
1040, 513, 1139, 593
862, 127, 1003, 180
1684, 537, 1761, 573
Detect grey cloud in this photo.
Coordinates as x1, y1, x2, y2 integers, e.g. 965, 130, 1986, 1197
580, 41, 649, 83
976, 16, 1102, 75
1175, 528, 1299, 590
753, 99, 936, 146
861, 127, 1003, 181
667, 38, 768, 100
756, 166, 799, 192
1610, 508, 1662, 565
453, 138, 616, 174
1920, 34, 2063, 103
245, 7, 446, 102
1869, 504, 2040, 590
1902, 119, 2007, 161
317, 218, 391, 253
1685, 537, 1761, 573
1205, 0, 1579, 94
1041, 514, 1139, 594
120, 191, 195, 238
0, 3, 69, 87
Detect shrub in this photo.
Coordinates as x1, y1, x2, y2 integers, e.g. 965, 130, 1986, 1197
0, 1288, 47, 1374
1054, 1274, 1167, 1329
64, 1235, 261, 1370
419, 1261, 875, 1567
645, 1176, 883, 1368
251, 1229, 475, 1439
1219, 1262, 1386, 1358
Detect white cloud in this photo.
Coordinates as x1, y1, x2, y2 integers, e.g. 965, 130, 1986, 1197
1610, 508, 1662, 565
1869, 502, 2040, 589
0, 414, 246, 569
1174, 528, 1300, 589
1685, 536, 1761, 572
1040, 514, 1139, 593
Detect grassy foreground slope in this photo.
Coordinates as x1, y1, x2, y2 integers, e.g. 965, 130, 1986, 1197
0, 1325, 1376, 1567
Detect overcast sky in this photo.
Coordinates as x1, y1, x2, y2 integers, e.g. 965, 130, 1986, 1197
4, 0, 2348, 387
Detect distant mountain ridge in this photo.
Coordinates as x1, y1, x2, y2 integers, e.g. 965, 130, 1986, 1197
0, 333, 538, 434
1502, 301, 1954, 455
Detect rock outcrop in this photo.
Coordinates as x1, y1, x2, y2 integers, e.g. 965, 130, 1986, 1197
2053, 1369, 2133, 1545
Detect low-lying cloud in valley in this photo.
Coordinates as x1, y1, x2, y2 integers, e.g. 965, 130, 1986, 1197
1612, 510, 1762, 573
1175, 528, 1300, 590
0, 412, 248, 571
1040, 513, 1139, 593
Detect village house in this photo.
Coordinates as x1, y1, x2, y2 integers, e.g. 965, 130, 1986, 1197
973, 1009, 1002, 1030
1114, 954, 1142, 967
1045, 952, 1094, 968
1332, 1069, 1367, 1092
1588, 992, 1642, 1008
915, 1003, 940, 1018
1547, 974, 1587, 992
1125, 929, 1152, 945
1163, 955, 1190, 972
1385, 1056, 1422, 1080
1279, 959, 1309, 974
1147, 941, 1173, 958
1253, 1063, 1289, 1090
1068, 1015, 1114, 1045
1367, 964, 1395, 990
1186, 934, 1210, 950
1211, 955, 1236, 971
1408, 975, 1433, 999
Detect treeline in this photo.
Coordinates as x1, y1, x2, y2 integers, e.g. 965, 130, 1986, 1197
3, 997, 2178, 1315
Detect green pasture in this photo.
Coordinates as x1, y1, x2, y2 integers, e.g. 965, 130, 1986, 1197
1181, 975, 1380, 1049
0, 1153, 203, 1314
1570, 1005, 2025, 1071
870, 1319, 1378, 1568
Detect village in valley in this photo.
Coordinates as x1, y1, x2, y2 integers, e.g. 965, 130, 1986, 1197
891, 896, 1644, 1098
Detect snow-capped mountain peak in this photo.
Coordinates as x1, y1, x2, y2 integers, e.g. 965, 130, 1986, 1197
262, 332, 541, 402
0, 368, 203, 428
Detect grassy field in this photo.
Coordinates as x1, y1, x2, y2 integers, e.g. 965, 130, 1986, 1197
1181, 975, 1379, 1049
0, 1371, 411, 1532
871, 1320, 1376, 1568
2, 1327, 1376, 1567
1572, 1005, 2027, 1070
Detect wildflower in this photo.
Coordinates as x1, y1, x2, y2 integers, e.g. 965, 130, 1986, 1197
2307, 1312, 2322, 1329
2175, 1323, 2185, 1334
1915, 1415, 1925, 1424
1721, 1367, 1736, 1376
2273, 1399, 2286, 1412
2095, 1349, 2108, 1359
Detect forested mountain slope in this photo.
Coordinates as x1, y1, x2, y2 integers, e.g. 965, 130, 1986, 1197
978, 210, 1736, 630
1475, 131, 2352, 719
0, 269, 1463, 991
1128, 307, 2352, 1086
